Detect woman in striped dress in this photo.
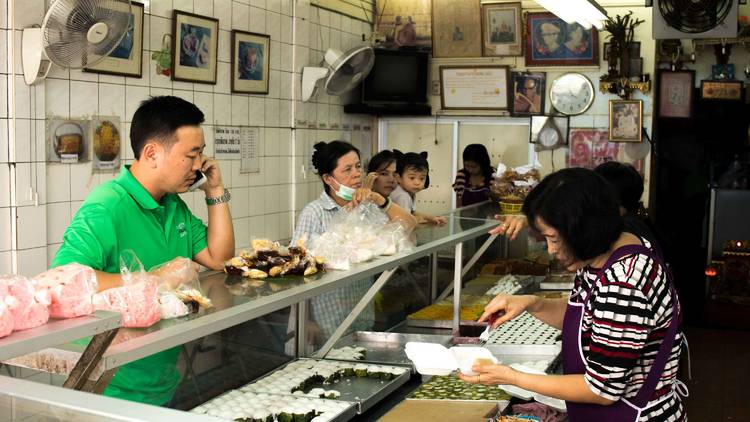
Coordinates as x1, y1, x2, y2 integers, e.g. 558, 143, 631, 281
462, 168, 686, 421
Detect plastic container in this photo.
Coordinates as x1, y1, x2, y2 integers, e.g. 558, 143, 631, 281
404, 342, 498, 376
499, 362, 566, 411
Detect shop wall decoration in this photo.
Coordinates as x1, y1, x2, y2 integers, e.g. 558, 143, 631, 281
171, 10, 219, 84
510, 72, 546, 116
91, 116, 122, 171
47, 119, 90, 163
231, 30, 271, 94
376, 0, 432, 49
439, 65, 509, 110
481, 2, 523, 57
568, 128, 644, 173
84, 1, 144, 77
524, 12, 599, 66
700, 80, 744, 101
657, 69, 694, 118
609, 100, 643, 142
432, 0, 481, 58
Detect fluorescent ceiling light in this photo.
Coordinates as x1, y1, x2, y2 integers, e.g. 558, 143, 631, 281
536, 0, 608, 30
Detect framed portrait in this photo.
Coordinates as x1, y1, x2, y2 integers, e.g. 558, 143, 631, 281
231, 30, 270, 94
432, 0, 482, 58
657, 70, 694, 118
172, 10, 219, 84
439, 65, 510, 110
609, 100, 643, 142
84, 1, 144, 77
481, 2, 522, 57
375, 0, 432, 49
700, 80, 744, 101
524, 12, 599, 66
510, 72, 545, 116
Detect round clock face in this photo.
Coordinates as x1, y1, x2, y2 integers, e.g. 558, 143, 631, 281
549, 73, 595, 116
539, 127, 561, 147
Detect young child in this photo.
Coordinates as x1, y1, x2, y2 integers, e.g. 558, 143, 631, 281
453, 144, 495, 207
391, 151, 447, 225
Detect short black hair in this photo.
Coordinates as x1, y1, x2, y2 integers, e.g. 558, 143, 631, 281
130, 96, 205, 159
594, 161, 643, 213
312, 141, 360, 193
462, 144, 495, 182
367, 150, 397, 173
394, 150, 430, 188
522, 168, 623, 262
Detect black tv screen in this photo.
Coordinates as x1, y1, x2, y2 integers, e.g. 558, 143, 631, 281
362, 50, 428, 104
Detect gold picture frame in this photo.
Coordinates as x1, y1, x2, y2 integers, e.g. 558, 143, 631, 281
609, 100, 643, 142
375, 0, 432, 49
83, 1, 144, 77
172, 10, 219, 84
231, 30, 270, 94
481, 2, 523, 57
439, 65, 510, 110
432, 0, 482, 58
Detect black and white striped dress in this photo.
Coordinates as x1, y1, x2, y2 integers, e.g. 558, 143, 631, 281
572, 238, 686, 421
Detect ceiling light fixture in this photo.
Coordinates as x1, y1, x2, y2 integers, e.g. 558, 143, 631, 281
536, 0, 608, 30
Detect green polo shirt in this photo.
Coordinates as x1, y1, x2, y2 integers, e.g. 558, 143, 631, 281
52, 166, 208, 405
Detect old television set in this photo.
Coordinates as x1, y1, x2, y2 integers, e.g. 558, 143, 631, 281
344, 49, 431, 115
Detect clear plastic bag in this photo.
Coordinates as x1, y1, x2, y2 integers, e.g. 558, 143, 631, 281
1, 275, 50, 331
0, 279, 16, 337
33, 264, 97, 319
309, 203, 414, 271
91, 250, 161, 328
150, 257, 211, 316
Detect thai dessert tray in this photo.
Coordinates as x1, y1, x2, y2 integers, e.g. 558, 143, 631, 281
328, 332, 454, 367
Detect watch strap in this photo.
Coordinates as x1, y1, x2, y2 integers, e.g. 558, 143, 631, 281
205, 189, 231, 206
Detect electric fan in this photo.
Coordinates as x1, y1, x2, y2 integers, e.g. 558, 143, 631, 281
653, 0, 737, 39
301, 46, 375, 102
22, 0, 132, 85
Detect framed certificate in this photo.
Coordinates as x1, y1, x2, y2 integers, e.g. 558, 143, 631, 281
439, 65, 510, 110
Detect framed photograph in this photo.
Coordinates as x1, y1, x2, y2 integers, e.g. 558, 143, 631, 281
440, 65, 509, 110
658, 70, 694, 118
700, 80, 744, 101
231, 30, 270, 94
47, 118, 90, 163
91, 116, 121, 171
609, 100, 643, 142
84, 1, 144, 77
510, 72, 546, 116
525, 12, 599, 66
376, 0, 432, 49
481, 2, 522, 57
432, 0, 482, 58
172, 10, 219, 84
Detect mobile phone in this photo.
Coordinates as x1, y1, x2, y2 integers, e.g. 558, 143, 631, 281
188, 170, 207, 191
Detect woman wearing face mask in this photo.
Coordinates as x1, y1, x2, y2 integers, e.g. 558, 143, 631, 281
291, 141, 416, 345
462, 168, 685, 422
365, 150, 398, 198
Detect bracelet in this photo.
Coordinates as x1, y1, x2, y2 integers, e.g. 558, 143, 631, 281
205, 189, 231, 206
378, 196, 391, 210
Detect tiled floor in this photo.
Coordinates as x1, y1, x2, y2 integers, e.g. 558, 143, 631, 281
682, 326, 750, 421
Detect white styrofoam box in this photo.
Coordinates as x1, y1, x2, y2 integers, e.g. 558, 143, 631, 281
46, 202, 71, 244
194, 0, 213, 17
233, 2, 250, 30
99, 83, 126, 121
499, 363, 565, 411
231, 95, 250, 126
249, 6, 266, 34
174, 0, 193, 13
0, 207, 11, 251
405, 342, 498, 376
150, 0, 173, 18
17, 205, 47, 250
70, 81, 98, 117
214, 0, 232, 31
215, 61, 231, 94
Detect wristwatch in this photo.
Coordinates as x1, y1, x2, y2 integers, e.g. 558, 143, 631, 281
205, 189, 231, 206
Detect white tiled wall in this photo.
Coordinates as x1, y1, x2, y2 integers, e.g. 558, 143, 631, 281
3, 0, 375, 276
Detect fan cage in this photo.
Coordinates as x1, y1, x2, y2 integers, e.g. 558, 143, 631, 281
658, 0, 733, 34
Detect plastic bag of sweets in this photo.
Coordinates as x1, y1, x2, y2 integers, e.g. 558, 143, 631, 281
33, 264, 98, 319
0, 279, 16, 337
1, 275, 50, 331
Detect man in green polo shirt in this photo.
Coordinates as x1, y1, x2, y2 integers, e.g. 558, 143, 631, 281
52, 96, 235, 405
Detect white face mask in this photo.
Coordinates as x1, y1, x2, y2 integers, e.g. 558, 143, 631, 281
330, 175, 356, 201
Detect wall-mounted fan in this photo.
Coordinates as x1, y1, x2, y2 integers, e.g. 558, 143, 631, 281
653, 0, 737, 39
301, 46, 375, 102
22, 0, 132, 85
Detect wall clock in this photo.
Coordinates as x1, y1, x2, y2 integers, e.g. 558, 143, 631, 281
549, 73, 595, 115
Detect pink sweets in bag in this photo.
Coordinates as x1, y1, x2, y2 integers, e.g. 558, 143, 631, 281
0, 280, 15, 337
1, 275, 50, 331
33, 264, 98, 319
92, 280, 160, 328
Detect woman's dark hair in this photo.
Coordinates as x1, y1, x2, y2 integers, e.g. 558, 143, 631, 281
394, 150, 430, 188
462, 144, 495, 183
522, 168, 623, 262
367, 150, 397, 173
593, 161, 643, 213
130, 96, 205, 159
311, 141, 360, 193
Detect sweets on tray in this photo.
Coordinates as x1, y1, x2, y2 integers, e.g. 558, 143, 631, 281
408, 295, 491, 321
408, 375, 511, 401
225, 239, 324, 279
480, 260, 548, 276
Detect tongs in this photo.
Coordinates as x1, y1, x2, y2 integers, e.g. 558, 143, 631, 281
479, 312, 502, 345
